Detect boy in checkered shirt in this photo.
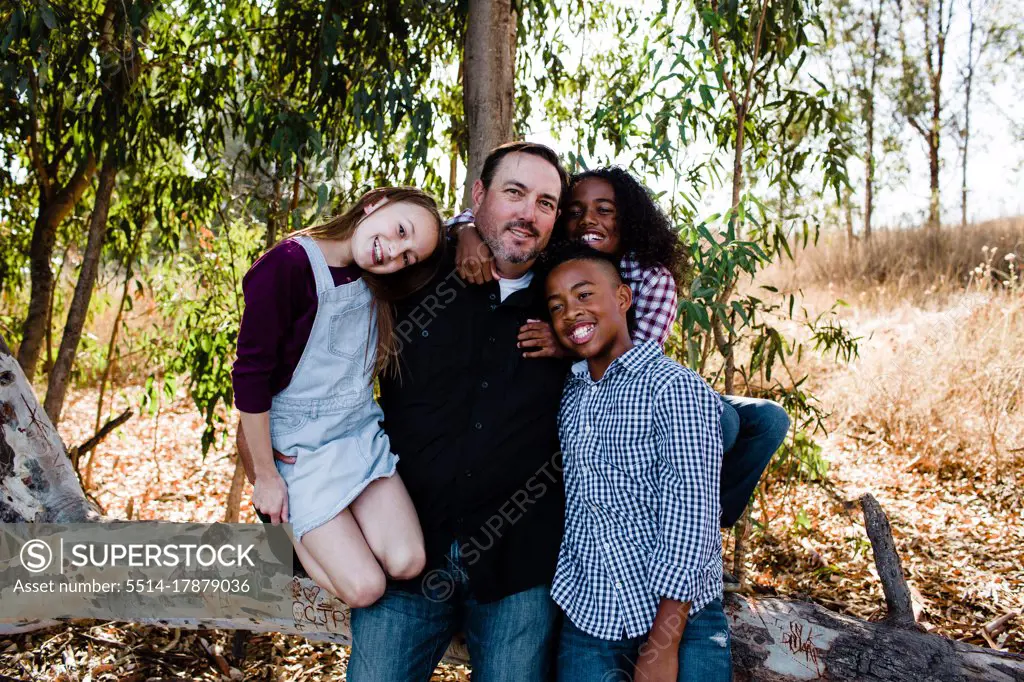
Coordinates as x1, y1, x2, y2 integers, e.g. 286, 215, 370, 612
543, 242, 730, 681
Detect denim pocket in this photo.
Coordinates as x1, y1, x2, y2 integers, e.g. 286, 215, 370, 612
328, 302, 372, 360
269, 412, 309, 439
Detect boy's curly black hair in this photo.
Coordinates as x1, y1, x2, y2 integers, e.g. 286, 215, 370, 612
566, 166, 690, 285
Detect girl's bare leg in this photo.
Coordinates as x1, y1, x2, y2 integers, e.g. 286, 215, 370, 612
296, 509, 387, 608
350, 473, 427, 580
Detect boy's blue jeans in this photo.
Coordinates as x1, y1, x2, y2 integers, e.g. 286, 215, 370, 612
719, 395, 790, 528
347, 541, 559, 682
556, 598, 731, 682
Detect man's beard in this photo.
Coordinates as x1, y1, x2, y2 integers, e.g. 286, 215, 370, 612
480, 220, 541, 264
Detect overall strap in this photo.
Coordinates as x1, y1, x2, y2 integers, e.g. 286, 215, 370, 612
294, 235, 335, 296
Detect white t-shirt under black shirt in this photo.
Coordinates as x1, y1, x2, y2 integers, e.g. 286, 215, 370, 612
498, 271, 534, 302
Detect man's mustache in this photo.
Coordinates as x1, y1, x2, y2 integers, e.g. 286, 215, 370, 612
502, 220, 539, 237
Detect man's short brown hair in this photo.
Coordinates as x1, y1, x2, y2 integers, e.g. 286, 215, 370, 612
479, 141, 570, 206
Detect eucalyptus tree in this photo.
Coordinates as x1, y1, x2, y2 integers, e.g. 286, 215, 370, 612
894, 0, 954, 230
829, 0, 892, 240
3, 0, 256, 422
2, 1, 100, 382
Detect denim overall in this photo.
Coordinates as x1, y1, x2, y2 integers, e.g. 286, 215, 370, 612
269, 236, 398, 541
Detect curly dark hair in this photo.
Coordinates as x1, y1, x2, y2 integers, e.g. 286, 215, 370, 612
565, 166, 689, 285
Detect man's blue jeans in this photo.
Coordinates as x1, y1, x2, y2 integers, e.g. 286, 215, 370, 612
556, 598, 731, 682
347, 541, 559, 681
719, 395, 790, 528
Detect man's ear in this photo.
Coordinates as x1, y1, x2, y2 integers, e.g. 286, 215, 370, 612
470, 179, 486, 212
617, 282, 633, 315
364, 197, 389, 215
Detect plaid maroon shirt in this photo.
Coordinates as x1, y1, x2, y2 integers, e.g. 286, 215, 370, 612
620, 254, 678, 348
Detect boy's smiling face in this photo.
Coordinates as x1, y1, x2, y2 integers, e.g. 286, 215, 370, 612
546, 257, 633, 377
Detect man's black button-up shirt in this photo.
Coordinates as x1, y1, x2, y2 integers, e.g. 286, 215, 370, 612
379, 254, 569, 603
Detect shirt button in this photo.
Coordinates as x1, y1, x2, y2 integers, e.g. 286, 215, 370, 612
421, 330, 429, 337
585, 424, 591, 433
489, 304, 497, 310
488, 336, 496, 343
464, 470, 473, 478
475, 422, 483, 430
481, 381, 489, 389
615, 581, 623, 590
489, 293, 496, 301
590, 385, 598, 392
604, 543, 611, 551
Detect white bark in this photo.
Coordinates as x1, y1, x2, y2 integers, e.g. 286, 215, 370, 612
0, 337, 97, 523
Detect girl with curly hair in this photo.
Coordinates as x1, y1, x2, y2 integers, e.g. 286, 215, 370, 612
451, 166, 789, 532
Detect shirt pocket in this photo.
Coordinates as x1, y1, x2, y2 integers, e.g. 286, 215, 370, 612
328, 300, 373, 360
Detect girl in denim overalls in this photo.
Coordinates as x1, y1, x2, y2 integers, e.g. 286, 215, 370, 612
234, 187, 444, 608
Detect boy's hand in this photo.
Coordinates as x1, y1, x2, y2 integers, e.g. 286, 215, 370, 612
632, 649, 679, 682
517, 319, 566, 358
633, 599, 689, 681
455, 224, 499, 284
253, 472, 290, 525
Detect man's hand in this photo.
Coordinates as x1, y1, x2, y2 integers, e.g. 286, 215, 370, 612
252, 472, 290, 525
455, 224, 499, 284
517, 319, 566, 358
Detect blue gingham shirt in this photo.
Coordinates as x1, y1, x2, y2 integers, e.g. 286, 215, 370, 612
551, 340, 724, 640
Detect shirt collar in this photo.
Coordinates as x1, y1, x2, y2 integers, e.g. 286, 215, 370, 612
569, 339, 662, 384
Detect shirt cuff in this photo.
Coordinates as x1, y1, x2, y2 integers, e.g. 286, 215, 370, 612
443, 209, 476, 229
233, 373, 272, 414
647, 558, 714, 604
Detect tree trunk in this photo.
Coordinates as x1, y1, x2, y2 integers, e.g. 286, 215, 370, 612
3, 593, 1022, 680
265, 172, 282, 252
43, 163, 118, 424
864, 0, 881, 242
960, 0, 975, 229
844, 185, 855, 246
462, 0, 517, 205
17, 157, 97, 382
0, 335, 97, 523
95, 221, 145, 433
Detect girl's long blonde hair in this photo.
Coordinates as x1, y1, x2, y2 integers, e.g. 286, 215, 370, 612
291, 187, 445, 378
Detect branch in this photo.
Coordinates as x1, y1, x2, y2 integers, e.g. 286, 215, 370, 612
69, 408, 133, 467
740, 0, 773, 116
860, 493, 921, 630
709, 0, 742, 112
25, 70, 52, 200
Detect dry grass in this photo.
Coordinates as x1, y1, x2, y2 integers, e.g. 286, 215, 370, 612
738, 219, 1024, 651
767, 216, 1024, 308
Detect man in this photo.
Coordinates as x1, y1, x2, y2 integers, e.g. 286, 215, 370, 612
346, 141, 571, 681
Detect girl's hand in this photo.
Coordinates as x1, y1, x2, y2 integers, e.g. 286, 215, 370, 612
253, 472, 289, 525
455, 224, 499, 284
518, 319, 566, 358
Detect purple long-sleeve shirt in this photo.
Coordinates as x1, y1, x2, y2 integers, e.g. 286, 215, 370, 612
232, 239, 361, 413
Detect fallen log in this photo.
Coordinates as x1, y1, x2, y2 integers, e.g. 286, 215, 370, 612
2, 335, 1023, 680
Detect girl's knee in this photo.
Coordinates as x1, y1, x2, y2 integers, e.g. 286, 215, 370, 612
384, 543, 426, 580
340, 570, 387, 609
